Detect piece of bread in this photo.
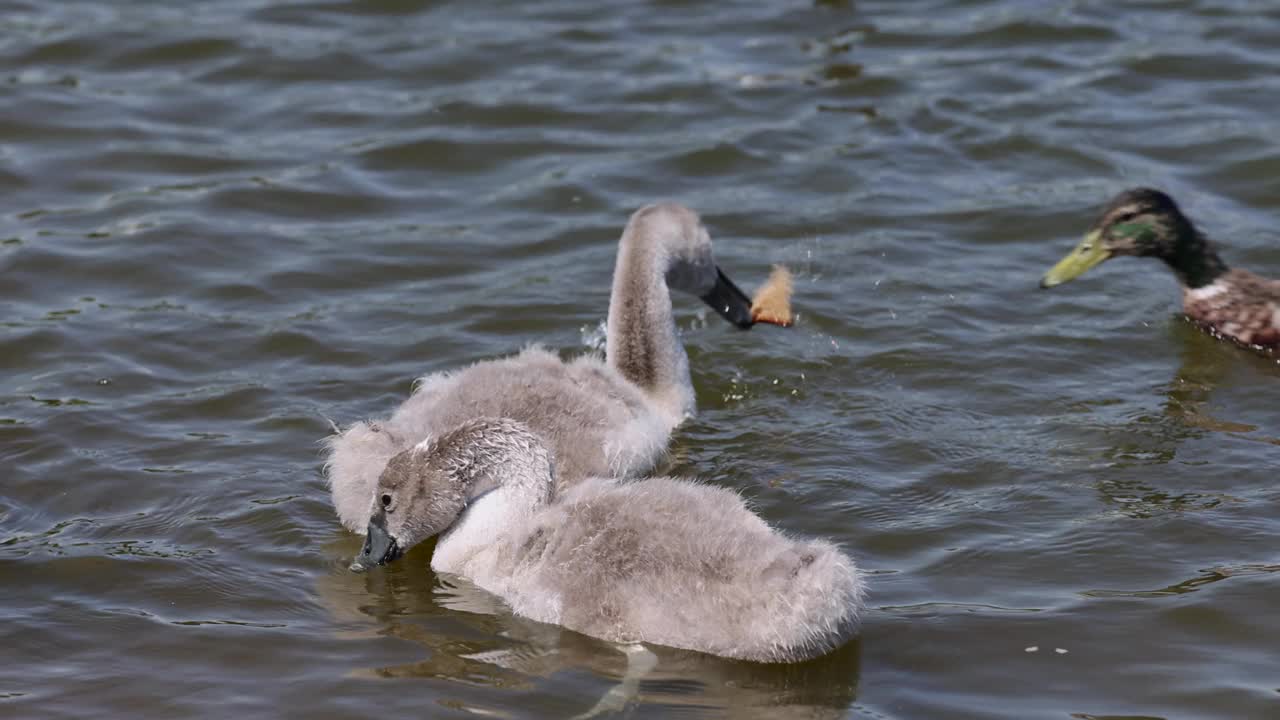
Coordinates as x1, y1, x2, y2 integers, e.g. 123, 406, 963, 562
750, 265, 794, 327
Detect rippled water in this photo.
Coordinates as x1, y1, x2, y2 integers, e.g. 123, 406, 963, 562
3, 1, 1278, 718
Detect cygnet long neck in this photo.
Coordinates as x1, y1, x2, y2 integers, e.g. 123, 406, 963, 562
431, 427, 556, 573
606, 230, 694, 423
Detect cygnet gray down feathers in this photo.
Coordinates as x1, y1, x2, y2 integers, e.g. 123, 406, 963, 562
352, 418, 866, 664
325, 203, 764, 533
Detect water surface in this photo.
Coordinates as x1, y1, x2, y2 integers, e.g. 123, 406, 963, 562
3, 1, 1278, 718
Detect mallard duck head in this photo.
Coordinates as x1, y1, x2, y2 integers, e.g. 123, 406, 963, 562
1040, 188, 1217, 288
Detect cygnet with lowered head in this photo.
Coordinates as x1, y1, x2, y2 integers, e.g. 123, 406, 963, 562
326, 203, 787, 534
352, 418, 865, 664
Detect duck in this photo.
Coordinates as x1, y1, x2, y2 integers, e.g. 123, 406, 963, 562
325, 203, 791, 533
1040, 188, 1280, 352
350, 417, 865, 664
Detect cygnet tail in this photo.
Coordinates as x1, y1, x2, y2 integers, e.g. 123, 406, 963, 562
760, 540, 866, 662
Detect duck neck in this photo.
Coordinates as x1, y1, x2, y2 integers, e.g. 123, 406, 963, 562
1167, 229, 1229, 289
606, 239, 695, 423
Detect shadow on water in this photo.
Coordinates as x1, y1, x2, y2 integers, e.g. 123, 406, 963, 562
314, 536, 861, 718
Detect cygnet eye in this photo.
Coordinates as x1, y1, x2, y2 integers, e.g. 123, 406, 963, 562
381, 493, 393, 510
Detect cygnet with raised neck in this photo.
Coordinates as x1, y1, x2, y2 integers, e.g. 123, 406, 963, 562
326, 203, 786, 534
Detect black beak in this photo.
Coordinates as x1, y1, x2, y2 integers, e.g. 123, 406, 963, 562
350, 514, 401, 572
699, 267, 754, 330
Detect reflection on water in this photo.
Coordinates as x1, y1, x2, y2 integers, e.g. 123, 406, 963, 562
1161, 322, 1253, 433
1160, 321, 1280, 443
1068, 332, 1213, 468
314, 540, 860, 718
1087, 320, 1280, 518
1084, 562, 1280, 599
1092, 474, 1234, 520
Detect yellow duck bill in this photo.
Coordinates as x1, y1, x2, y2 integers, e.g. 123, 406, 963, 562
1040, 231, 1111, 288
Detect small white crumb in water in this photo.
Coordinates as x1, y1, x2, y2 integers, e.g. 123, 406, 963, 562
1055, 648, 1068, 654
1025, 646, 1038, 653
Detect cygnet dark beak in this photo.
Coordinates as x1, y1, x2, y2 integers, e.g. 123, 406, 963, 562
350, 513, 401, 572
699, 267, 754, 330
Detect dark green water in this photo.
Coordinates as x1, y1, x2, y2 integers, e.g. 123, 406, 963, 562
3, 1, 1278, 718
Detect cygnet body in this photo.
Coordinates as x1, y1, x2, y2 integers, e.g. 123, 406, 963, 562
353, 418, 866, 663
326, 203, 772, 533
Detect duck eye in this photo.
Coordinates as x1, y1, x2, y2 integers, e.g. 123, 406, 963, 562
381, 494, 393, 509
1114, 210, 1139, 224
